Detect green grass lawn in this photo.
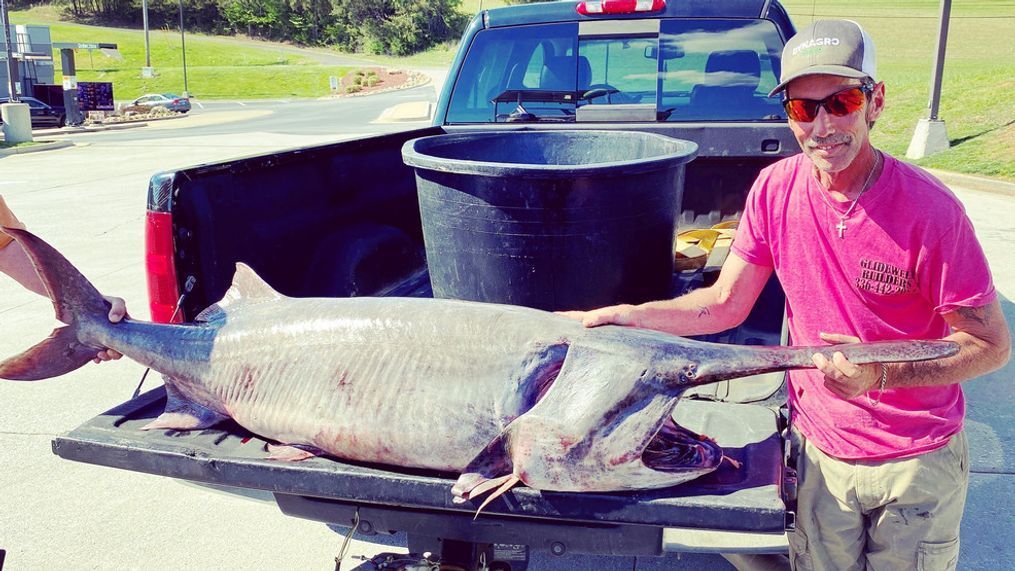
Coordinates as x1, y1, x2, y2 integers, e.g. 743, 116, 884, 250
10, 6, 353, 99
782, 0, 1015, 180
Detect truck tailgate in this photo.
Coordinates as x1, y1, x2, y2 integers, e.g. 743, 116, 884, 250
53, 387, 787, 533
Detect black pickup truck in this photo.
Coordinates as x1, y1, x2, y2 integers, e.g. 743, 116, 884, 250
53, 1, 804, 567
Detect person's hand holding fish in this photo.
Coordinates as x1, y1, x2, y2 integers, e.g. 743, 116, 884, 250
93, 295, 127, 363
812, 332, 885, 400
557, 304, 636, 328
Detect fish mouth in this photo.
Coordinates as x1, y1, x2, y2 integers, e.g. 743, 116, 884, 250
641, 418, 723, 473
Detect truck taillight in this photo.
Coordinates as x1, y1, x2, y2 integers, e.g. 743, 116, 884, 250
145, 211, 183, 323
577, 0, 665, 15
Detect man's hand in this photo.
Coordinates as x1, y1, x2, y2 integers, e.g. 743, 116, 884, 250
557, 304, 636, 328
811, 332, 883, 400
93, 295, 127, 363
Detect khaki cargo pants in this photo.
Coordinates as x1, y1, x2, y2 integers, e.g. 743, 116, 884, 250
789, 429, 969, 571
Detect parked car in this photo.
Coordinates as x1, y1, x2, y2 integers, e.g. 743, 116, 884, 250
0, 96, 66, 128
129, 93, 191, 113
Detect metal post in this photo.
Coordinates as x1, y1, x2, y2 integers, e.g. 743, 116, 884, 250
905, 0, 952, 159
927, 0, 951, 121
142, 0, 151, 68
178, 0, 188, 98
60, 48, 83, 126
1, 0, 18, 101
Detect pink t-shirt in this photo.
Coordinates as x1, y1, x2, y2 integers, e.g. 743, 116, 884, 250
732, 153, 996, 460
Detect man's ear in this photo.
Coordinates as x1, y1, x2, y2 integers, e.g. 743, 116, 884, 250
867, 82, 886, 124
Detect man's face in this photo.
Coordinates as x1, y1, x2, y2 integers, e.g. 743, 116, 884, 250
785, 74, 885, 174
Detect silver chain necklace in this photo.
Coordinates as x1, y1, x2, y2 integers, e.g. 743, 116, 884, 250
817, 150, 881, 239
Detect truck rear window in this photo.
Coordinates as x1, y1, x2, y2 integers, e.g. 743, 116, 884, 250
446, 18, 786, 124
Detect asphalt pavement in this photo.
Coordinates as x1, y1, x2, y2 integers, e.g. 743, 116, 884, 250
0, 89, 1012, 569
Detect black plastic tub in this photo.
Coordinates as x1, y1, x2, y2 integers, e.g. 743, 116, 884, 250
401, 130, 698, 311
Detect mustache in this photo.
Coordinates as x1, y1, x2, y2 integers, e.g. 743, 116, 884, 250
807, 134, 851, 148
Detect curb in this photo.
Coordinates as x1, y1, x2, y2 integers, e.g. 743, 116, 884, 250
0, 139, 75, 157
321, 71, 431, 100
38, 121, 150, 137
39, 113, 187, 137
927, 168, 1015, 199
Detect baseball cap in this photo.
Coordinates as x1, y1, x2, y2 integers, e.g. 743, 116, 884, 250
769, 19, 877, 97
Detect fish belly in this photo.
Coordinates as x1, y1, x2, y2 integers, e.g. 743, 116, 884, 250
197, 298, 573, 471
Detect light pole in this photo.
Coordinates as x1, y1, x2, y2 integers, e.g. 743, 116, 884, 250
1, 0, 18, 101
906, 0, 952, 159
141, 0, 152, 77
178, 0, 189, 98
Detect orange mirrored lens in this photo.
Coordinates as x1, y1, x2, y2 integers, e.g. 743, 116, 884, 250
784, 87, 866, 122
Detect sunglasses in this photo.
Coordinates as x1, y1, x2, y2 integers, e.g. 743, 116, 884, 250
782, 84, 873, 122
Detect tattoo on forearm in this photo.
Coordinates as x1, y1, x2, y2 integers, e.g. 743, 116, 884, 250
697, 306, 710, 318
957, 306, 989, 327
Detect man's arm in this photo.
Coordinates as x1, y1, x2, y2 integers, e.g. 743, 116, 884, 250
560, 252, 774, 336
815, 299, 1011, 399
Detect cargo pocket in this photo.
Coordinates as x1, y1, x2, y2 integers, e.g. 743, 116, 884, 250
917, 537, 959, 571
787, 529, 813, 571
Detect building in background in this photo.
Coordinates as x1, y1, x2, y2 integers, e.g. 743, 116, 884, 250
0, 24, 55, 98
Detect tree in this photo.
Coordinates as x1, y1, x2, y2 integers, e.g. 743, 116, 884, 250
330, 0, 467, 55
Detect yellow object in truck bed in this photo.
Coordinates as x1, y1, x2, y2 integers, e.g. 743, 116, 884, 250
674, 223, 737, 272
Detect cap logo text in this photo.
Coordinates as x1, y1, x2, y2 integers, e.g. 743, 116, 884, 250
793, 37, 841, 56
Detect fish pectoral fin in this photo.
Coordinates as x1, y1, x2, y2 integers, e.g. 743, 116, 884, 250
471, 474, 522, 520
462, 473, 515, 502
452, 431, 515, 504
265, 443, 322, 462
141, 402, 229, 431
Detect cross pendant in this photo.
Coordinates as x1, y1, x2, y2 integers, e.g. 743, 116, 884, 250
836, 219, 847, 238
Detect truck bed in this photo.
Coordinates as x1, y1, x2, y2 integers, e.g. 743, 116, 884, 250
52, 385, 786, 542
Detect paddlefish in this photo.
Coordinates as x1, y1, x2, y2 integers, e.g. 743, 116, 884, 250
0, 227, 959, 512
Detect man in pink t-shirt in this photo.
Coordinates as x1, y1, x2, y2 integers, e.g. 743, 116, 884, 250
563, 19, 1010, 570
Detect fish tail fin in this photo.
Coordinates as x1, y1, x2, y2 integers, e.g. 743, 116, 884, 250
0, 227, 111, 381
0, 326, 99, 380
3, 227, 109, 324
693, 339, 960, 385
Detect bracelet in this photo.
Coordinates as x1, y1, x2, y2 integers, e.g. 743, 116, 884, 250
866, 363, 889, 408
